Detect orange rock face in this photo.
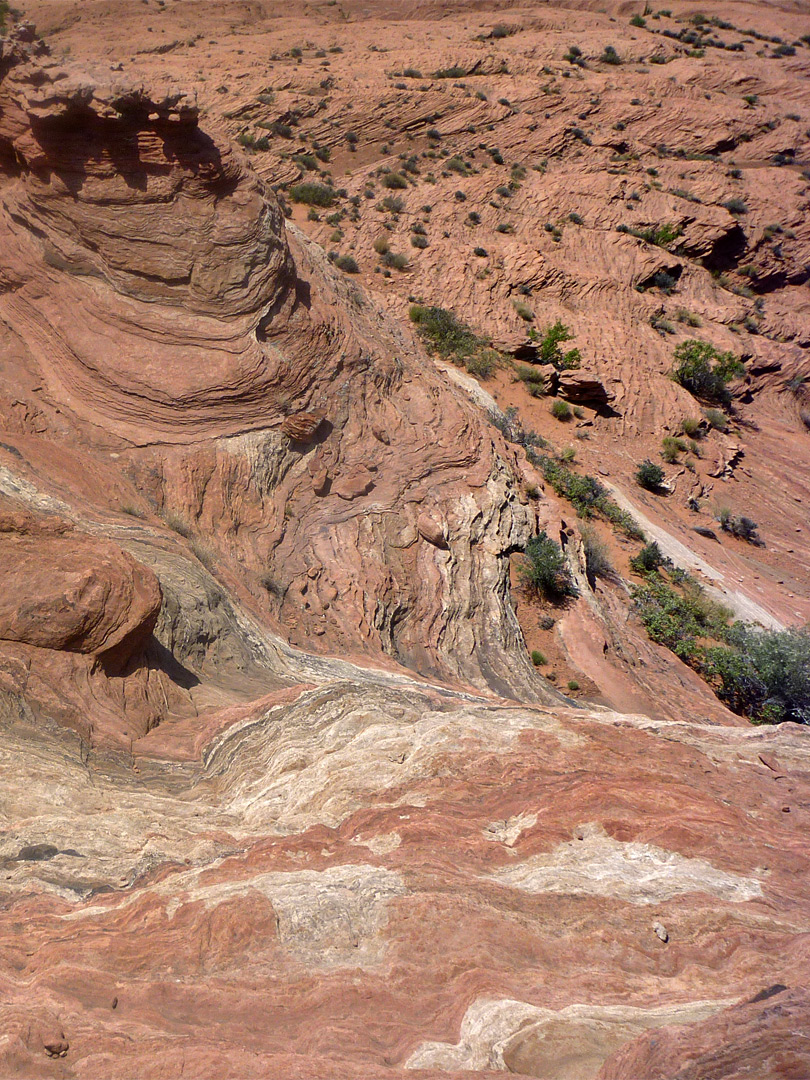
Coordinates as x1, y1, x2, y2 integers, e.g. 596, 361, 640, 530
0, 3, 809, 1078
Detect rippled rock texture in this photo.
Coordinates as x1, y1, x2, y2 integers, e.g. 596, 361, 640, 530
1, 7, 809, 1079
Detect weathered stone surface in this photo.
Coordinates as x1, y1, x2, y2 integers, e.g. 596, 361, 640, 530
557, 370, 616, 406
0, 5, 809, 1079
0, 534, 160, 657
281, 411, 325, 442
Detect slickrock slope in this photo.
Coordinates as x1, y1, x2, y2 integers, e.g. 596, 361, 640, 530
1, 4, 809, 1079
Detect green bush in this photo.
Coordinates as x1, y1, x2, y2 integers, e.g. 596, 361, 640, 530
672, 339, 744, 404
551, 399, 572, 421
466, 352, 497, 379
661, 435, 686, 462
636, 460, 665, 490
682, 417, 702, 437
632, 573, 731, 661
520, 531, 577, 599
289, 182, 336, 207
537, 320, 581, 370
530, 650, 547, 667
382, 172, 408, 189
704, 407, 728, 431
601, 45, 622, 64
705, 626, 810, 723
535, 456, 644, 539
334, 254, 359, 273
409, 304, 488, 366
630, 541, 665, 574
382, 251, 408, 270
515, 363, 549, 397
567, 679, 580, 691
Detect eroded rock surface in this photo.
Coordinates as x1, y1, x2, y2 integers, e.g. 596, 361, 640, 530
1, 5, 809, 1079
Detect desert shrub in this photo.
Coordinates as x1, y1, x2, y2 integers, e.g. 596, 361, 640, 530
530, 650, 547, 667
618, 220, 680, 246
434, 65, 467, 79
238, 132, 271, 152
515, 364, 549, 397
334, 254, 359, 273
601, 45, 622, 64
636, 460, 665, 490
409, 304, 485, 365
652, 270, 678, 295
704, 407, 728, 431
581, 525, 613, 582
630, 13, 646, 26
496, 222, 514, 234
672, 339, 743, 404
718, 510, 762, 545
513, 300, 534, 322
466, 352, 496, 379
382, 172, 408, 189
675, 308, 702, 327
410, 233, 429, 249
520, 531, 577, 599
380, 195, 405, 213
533, 456, 644, 539
373, 235, 390, 255
382, 250, 408, 270
536, 320, 581, 370
568, 212, 584, 224
705, 626, 810, 723
723, 197, 748, 214
630, 541, 665, 574
292, 152, 318, 171
661, 435, 686, 462
632, 573, 731, 661
682, 417, 701, 437
289, 182, 336, 207
473, 246, 488, 257
551, 399, 572, 421
567, 679, 580, 691
447, 156, 472, 176
403, 67, 422, 78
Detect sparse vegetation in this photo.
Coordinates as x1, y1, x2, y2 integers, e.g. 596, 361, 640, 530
531, 650, 547, 667
551, 399, 572, 421
536, 320, 581, 370
334, 254, 359, 273
661, 435, 686, 463
636, 460, 666, 490
717, 508, 763, 545
671, 339, 743, 405
581, 525, 613, 582
289, 182, 336, 207
520, 531, 577, 599
600, 45, 622, 64
409, 304, 496, 376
